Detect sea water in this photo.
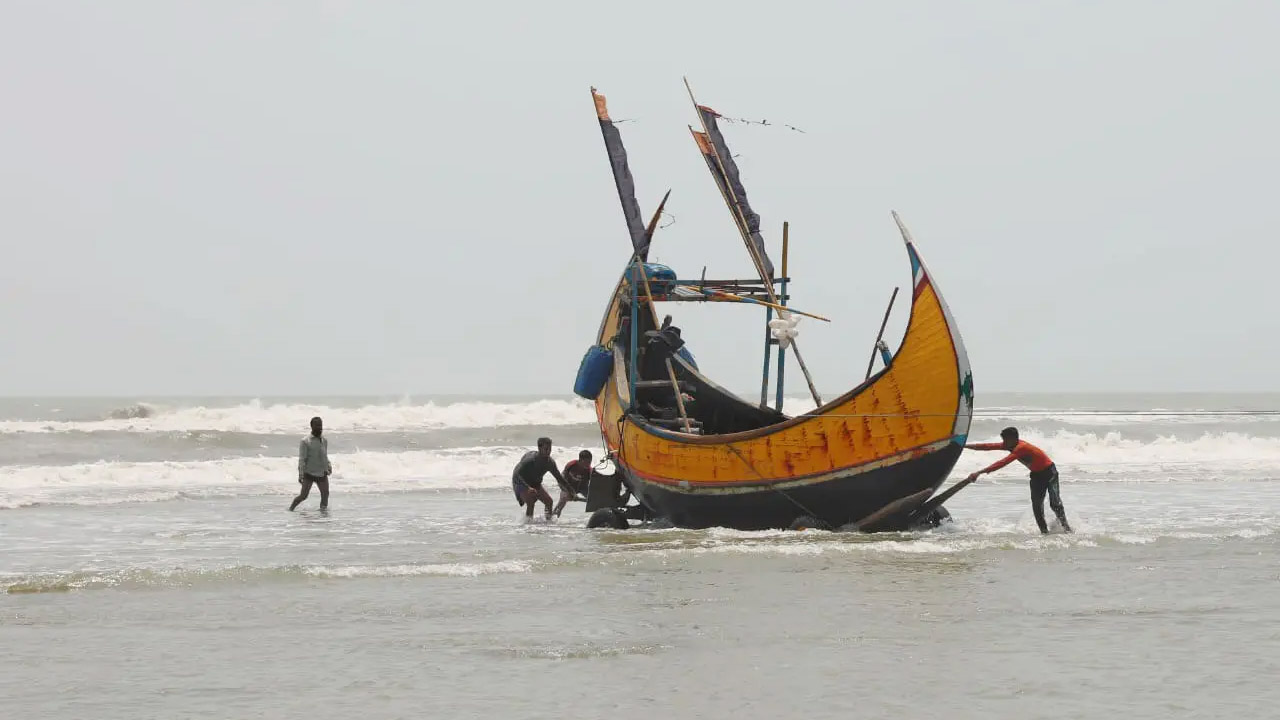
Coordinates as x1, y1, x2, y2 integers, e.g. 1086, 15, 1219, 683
2, 393, 1278, 718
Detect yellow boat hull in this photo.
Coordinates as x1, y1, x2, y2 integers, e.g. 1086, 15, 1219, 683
590, 230, 974, 531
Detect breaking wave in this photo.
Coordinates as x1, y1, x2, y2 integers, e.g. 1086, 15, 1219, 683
0, 445, 595, 509
6, 397, 1274, 436
951, 430, 1280, 481
107, 403, 156, 420
2, 430, 1279, 510
0, 398, 599, 435
2, 560, 535, 594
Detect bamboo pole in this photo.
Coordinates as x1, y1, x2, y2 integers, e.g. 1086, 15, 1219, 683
865, 287, 899, 380
664, 357, 693, 433
683, 78, 771, 290
759, 304, 773, 409
624, 192, 671, 411
779, 223, 822, 408
682, 78, 822, 408
782, 221, 790, 279
775, 223, 789, 410
757, 299, 768, 407
759, 225, 779, 408
696, 289, 829, 321
628, 262, 639, 410
788, 342, 821, 408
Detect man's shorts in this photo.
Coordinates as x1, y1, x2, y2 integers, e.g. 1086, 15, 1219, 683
512, 477, 535, 505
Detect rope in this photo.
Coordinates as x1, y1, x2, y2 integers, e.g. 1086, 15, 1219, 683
717, 115, 807, 134
723, 443, 821, 520
607, 408, 819, 521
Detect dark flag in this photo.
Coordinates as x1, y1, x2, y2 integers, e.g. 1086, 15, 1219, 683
692, 104, 775, 279
591, 88, 649, 259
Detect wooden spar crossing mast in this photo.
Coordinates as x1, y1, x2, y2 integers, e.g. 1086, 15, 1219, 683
681, 77, 823, 411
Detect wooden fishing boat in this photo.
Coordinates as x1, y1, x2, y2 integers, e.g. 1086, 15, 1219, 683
574, 82, 975, 532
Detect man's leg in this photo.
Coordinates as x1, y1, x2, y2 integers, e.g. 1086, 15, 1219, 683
554, 488, 574, 517
1029, 477, 1049, 534
1047, 470, 1070, 532
290, 479, 313, 511
535, 485, 554, 519
316, 479, 329, 510
523, 489, 538, 517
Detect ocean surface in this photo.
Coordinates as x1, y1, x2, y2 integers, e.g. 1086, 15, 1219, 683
3, 392, 1279, 718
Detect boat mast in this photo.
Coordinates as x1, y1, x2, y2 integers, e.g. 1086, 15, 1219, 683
590, 87, 672, 413
760, 221, 790, 409
776, 222, 790, 410
682, 78, 822, 409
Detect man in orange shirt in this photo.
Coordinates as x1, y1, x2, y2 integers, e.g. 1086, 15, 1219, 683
966, 427, 1072, 534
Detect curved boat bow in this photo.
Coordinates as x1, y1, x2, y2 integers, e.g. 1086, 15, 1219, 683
578, 86, 973, 531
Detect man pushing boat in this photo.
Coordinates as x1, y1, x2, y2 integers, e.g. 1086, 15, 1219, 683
554, 449, 595, 518
965, 427, 1072, 534
511, 437, 571, 521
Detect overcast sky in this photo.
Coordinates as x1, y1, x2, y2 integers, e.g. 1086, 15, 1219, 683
2, 1, 1277, 397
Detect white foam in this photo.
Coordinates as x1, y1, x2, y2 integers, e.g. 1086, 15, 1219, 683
305, 560, 532, 578
951, 430, 1280, 481
0, 398, 598, 435
4, 428, 1280, 509
0, 446, 596, 509
979, 410, 1280, 427
6, 395, 1270, 437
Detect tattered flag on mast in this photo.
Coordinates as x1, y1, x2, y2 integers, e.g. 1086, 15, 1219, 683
688, 104, 776, 281
591, 87, 650, 259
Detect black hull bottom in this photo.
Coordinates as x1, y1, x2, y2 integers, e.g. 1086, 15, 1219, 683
622, 442, 964, 531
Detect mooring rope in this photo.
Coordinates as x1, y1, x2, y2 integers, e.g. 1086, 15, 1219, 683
722, 443, 821, 521
788, 410, 1280, 419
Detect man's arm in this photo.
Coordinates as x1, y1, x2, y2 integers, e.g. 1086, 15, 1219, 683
324, 437, 332, 476
547, 462, 571, 493
298, 440, 307, 480
980, 452, 1019, 474
967, 447, 1024, 480
965, 442, 1005, 451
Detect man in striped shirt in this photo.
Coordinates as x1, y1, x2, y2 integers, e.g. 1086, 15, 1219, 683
966, 426, 1072, 534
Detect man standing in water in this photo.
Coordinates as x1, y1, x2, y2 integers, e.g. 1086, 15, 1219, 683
290, 416, 332, 511
512, 437, 569, 521
966, 427, 1072, 534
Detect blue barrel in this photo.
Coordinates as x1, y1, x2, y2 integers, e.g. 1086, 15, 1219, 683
573, 345, 613, 399
627, 263, 678, 296
644, 263, 677, 294
675, 345, 697, 370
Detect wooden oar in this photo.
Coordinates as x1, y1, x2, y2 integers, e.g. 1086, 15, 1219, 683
905, 475, 978, 526
848, 488, 933, 533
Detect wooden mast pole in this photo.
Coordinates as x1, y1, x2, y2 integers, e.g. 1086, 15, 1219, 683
625, 192, 672, 412
865, 287, 899, 380
664, 358, 693, 433
779, 223, 823, 409
628, 261, 639, 410
683, 77, 821, 408
775, 222, 789, 410
760, 302, 774, 408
